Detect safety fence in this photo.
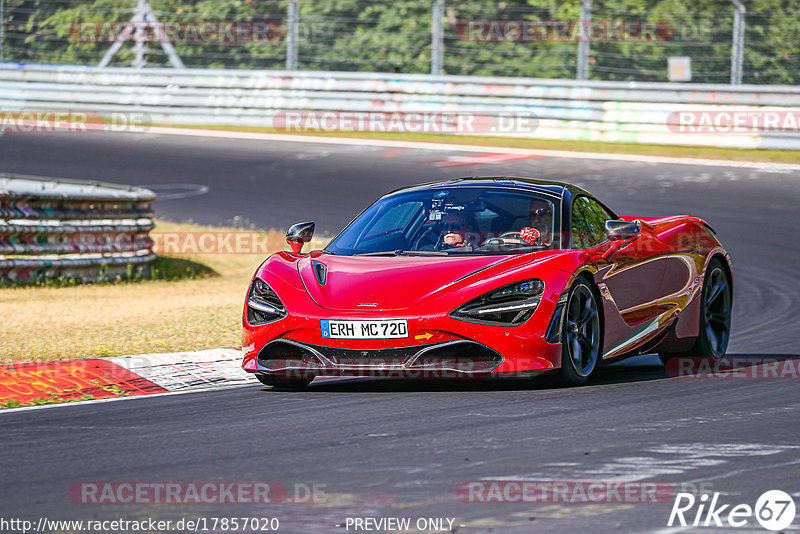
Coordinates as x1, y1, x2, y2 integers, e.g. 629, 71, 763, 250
0, 173, 156, 283
2, 64, 800, 150
1, 0, 799, 85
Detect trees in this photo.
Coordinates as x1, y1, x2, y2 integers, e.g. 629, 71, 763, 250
1, 0, 798, 84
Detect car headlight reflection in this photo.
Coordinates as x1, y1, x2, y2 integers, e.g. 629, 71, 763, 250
247, 278, 287, 325
452, 279, 544, 325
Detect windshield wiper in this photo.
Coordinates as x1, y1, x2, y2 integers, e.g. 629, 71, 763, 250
397, 250, 449, 256
354, 249, 449, 256
322, 248, 338, 255
354, 250, 402, 256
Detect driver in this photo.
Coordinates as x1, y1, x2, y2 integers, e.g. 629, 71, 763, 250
440, 212, 472, 250
442, 222, 468, 249
522, 199, 553, 246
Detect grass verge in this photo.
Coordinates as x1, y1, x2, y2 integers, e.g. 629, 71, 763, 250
0, 220, 318, 364
156, 125, 800, 165
1, 394, 96, 409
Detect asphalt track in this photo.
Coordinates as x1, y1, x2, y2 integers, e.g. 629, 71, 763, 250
1, 132, 799, 533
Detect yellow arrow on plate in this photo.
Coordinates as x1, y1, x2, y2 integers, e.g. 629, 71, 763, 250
415, 333, 433, 341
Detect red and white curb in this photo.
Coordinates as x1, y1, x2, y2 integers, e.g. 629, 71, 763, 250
107, 348, 251, 391
0, 348, 252, 407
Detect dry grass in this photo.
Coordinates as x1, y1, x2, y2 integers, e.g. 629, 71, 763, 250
0, 220, 326, 364
158, 124, 800, 165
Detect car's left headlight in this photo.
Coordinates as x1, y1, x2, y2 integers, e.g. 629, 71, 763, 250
451, 279, 544, 325
246, 278, 287, 325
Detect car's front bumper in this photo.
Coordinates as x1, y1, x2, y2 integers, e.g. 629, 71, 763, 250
250, 337, 506, 378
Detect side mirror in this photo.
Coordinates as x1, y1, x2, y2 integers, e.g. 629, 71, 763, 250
286, 222, 315, 254
605, 220, 640, 240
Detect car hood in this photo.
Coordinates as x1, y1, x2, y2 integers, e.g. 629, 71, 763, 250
296, 251, 536, 311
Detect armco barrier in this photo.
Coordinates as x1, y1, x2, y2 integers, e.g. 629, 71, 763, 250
0, 173, 156, 283
2, 63, 800, 149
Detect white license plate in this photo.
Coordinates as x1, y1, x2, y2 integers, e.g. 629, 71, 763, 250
320, 319, 408, 339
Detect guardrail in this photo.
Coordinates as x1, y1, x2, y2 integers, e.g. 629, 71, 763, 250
2, 63, 800, 149
0, 173, 156, 283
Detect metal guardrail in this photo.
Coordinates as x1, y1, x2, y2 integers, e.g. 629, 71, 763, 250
2, 63, 800, 149
0, 173, 156, 283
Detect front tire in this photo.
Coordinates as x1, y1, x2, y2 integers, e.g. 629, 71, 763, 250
255, 373, 314, 389
557, 278, 602, 386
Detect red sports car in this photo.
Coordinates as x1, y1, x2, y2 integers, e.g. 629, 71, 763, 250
241, 177, 732, 388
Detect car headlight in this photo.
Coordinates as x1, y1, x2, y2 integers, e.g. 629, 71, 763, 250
452, 279, 544, 325
246, 278, 287, 325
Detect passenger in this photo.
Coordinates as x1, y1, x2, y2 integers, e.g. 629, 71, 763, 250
522, 199, 553, 246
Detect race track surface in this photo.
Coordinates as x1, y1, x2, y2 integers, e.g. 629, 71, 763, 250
1, 132, 799, 533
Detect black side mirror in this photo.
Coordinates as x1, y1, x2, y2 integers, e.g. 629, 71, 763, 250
605, 220, 640, 240
286, 222, 315, 253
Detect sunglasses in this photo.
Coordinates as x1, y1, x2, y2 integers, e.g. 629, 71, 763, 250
528, 208, 552, 217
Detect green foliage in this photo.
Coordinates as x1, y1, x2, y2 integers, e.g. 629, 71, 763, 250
1, 0, 798, 83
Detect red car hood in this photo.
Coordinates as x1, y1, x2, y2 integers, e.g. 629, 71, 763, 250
297, 252, 535, 311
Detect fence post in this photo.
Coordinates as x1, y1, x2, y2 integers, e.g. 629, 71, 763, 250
0, 0, 5, 62
98, 0, 183, 68
132, 0, 146, 68
577, 0, 591, 80
730, 0, 745, 85
287, 0, 299, 71
431, 0, 444, 75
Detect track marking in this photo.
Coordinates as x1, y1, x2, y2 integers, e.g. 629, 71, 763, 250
0, 382, 256, 415
145, 126, 800, 171
429, 152, 546, 167
383, 148, 405, 158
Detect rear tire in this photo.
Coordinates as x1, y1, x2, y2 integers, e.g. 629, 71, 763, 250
255, 373, 314, 389
557, 278, 602, 386
660, 258, 731, 365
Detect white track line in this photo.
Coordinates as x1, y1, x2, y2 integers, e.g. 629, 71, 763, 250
147, 126, 800, 171
0, 382, 255, 415
0, 376, 362, 414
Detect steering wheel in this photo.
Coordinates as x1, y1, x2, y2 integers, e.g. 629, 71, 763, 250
481, 231, 527, 247
499, 231, 523, 240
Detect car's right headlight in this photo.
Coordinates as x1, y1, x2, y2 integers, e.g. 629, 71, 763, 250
451, 279, 544, 325
246, 278, 287, 325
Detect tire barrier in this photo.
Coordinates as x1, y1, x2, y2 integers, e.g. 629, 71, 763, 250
0, 173, 156, 283
2, 63, 800, 149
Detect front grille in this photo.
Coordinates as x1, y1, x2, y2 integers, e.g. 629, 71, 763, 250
303, 343, 429, 366
257, 339, 503, 375
410, 342, 502, 373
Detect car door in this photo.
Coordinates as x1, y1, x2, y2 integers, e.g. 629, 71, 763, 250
570, 195, 665, 357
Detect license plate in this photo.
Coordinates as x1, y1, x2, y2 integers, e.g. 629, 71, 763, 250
320, 319, 408, 339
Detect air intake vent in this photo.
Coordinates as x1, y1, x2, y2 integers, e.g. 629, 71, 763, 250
312, 260, 328, 285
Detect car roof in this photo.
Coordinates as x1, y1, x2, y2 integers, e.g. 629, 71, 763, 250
386, 176, 593, 199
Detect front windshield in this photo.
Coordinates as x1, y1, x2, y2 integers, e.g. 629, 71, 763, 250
325, 187, 561, 256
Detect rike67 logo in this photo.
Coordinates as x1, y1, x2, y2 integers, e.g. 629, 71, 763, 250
668, 490, 796, 531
